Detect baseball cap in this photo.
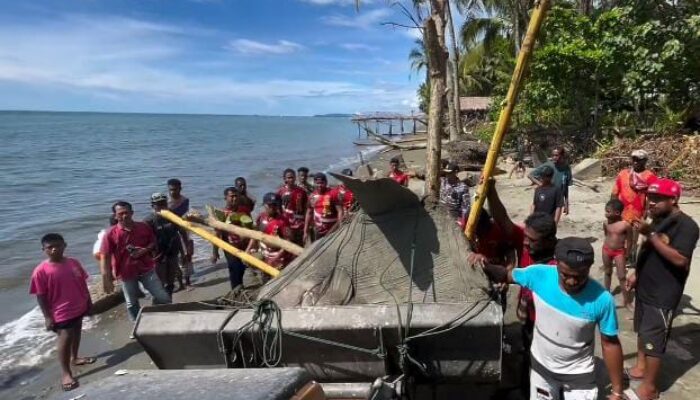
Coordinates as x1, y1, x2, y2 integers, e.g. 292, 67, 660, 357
647, 178, 681, 198
443, 163, 459, 173
631, 149, 648, 159
151, 192, 168, 203
263, 192, 282, 206
555, 237, 595, 269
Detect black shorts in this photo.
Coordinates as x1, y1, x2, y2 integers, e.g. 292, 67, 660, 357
633, 299, 675, 357
52, 314, 84, 332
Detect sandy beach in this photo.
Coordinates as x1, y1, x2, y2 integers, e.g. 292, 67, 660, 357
5, 152, 700, 400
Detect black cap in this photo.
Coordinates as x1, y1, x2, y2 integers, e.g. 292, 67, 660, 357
263, 192, 281, 206
443, 163, 459, 173
555, 237, 594, 269
390, 157, 400, 164
341, 168, 353, 176
314, 172, 327, 182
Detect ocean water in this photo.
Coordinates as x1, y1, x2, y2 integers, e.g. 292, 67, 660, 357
0, 111, 379, 380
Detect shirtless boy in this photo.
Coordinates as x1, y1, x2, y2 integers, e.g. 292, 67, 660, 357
603, 199, 633, 310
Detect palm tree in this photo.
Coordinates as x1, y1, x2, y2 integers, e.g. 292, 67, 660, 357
408, 38, 428, 79
456, 0, 533, 58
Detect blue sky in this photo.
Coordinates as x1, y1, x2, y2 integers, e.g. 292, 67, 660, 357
0, 0, 434, 115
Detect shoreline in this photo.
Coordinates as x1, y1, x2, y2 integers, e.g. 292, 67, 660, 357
0, 143, 392, 400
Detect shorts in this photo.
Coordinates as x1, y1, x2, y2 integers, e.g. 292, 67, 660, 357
530, 369, 598, 400
602, 244, 625, 259
53, 314, 84, 332
634, 298, 675, 357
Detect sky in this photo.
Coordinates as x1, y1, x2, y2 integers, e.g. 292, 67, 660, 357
0, 0, 433, 116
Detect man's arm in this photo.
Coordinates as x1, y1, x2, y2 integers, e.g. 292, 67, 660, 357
481, 263, 516, 284
331, 205, 344, 233
624, 222, 634, 254
600, 334, 625, 399
484, 179, 516, 238
36, 295, 54, 330
100, 252, 114, 294
527, 165, 543, 186
554, 206, 562, 225
303, 208, 313, 243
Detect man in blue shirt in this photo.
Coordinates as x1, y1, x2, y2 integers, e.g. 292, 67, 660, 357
480, 237, 625, 400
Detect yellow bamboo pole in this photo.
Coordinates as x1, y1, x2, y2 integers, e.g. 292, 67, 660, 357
158, 210, 280, 278
464, 0, 551, 241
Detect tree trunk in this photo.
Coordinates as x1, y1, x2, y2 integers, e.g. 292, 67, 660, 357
424, 1, 448, 201
446, 0, 462, 141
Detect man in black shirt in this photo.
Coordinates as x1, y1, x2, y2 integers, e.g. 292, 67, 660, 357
144, 193, 183, 296
626, 178, 699, 400
530, 166, 564, 225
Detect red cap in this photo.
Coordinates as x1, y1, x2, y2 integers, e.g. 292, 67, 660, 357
647, 178, 682, 198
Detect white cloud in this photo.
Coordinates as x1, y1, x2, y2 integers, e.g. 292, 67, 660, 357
0, 13, 417, 113
225, 39, 304, 55
340, 43, 379, 51
321, 8, 392, 29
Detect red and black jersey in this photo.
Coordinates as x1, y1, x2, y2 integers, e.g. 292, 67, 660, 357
331, 185, 355, 213
277, 185, 308, 230
309, 189, 339, 236
256, 212, 291, 269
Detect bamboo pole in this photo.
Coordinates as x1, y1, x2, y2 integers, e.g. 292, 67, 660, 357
158, 210, 280, 278
203, 205, 303, 256
464, 0, 550, 241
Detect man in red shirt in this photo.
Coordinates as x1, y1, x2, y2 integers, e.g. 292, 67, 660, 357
235, 176, 256, 215
278, 168, 308, 246
331, 168, 357, 215
30, 233, 94, 391
211, 187, 252, 289
389, 157, 409, 187
305, 173, 343, 243
247, 193, 293, 270
101, 201, 171, 322
297, 166, 314, 194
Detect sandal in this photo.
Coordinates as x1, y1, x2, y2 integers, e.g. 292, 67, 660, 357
72, 356, 97, 366
62, 380, 80, 391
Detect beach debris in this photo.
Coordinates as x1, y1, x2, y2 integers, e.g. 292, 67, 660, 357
68, 394, 86, 400
114, 369, 129, 376
572, 158, 602, 180
443, 140, 489, 171
599, 134, 700, 192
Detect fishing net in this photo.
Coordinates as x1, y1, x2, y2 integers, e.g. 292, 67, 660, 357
258, 176, 491, 307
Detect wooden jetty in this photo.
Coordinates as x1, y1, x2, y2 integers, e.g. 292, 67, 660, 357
351, 112, 427, 138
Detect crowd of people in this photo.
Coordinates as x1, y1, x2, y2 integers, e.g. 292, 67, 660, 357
28, 150, 698, 398
471, 148, 698, 400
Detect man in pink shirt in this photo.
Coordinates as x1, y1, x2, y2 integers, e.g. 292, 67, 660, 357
30, 233, 95, 391
100, 201, 171, 322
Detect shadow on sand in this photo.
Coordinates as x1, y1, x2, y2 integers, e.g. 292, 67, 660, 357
75, 341, 142, 380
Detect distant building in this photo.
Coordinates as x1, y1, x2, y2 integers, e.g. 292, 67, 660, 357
459, 97, 491, 123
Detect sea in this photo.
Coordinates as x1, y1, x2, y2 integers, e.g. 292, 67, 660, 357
0, 111, 381, 383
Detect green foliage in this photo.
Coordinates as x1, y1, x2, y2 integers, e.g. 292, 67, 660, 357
418, 81, 431, 113
458, 0, 699, 137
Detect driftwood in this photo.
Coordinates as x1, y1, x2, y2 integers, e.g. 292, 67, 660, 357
364, 127, 448, 151
193, 206, 304, 256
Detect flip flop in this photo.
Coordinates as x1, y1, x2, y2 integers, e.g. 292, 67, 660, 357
72, 356, 97, 366
62, 380, 80, 391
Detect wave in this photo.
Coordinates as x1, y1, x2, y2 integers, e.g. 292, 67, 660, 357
0, 299, 99, 380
